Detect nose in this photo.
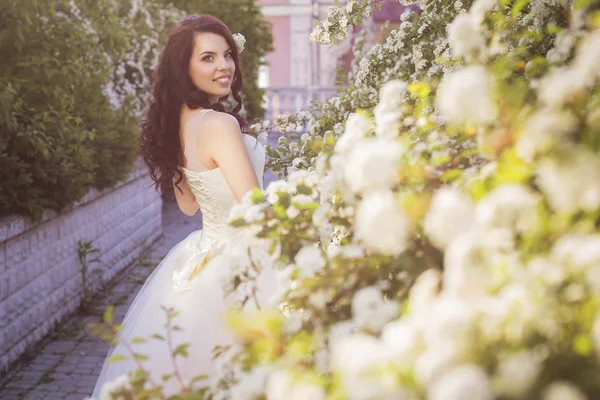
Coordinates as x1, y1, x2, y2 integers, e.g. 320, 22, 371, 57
216, 56, 230, 71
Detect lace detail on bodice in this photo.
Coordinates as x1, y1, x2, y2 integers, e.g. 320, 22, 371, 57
180, 134, 265, 249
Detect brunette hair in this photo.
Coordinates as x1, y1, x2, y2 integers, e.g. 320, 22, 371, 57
139, 15, 246, 198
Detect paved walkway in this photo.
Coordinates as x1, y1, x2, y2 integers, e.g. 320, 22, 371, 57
0, 201, 203, 400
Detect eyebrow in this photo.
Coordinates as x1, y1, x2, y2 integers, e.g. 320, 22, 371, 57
200, 48, 232, 56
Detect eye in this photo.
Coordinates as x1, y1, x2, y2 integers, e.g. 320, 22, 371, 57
225, 52, 232, 58
202, 55, 214, 62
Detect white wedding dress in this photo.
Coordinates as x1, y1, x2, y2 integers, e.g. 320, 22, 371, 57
92, 109, 271, 398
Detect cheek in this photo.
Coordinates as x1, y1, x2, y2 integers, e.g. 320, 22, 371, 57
190, 62, 209, 85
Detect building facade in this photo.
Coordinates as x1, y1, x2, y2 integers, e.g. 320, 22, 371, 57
257, 0, 417, 88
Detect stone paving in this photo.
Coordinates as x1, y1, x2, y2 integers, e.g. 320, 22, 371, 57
0, 201, 203, 400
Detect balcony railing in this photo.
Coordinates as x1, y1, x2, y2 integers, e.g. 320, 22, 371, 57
262, 86, 340, 122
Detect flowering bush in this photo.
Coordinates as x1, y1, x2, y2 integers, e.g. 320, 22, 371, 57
97, 0, 184, 117
214, 0, 600, 399
94, 0, 600, 399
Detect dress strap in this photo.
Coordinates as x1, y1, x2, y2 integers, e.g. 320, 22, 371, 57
183, 109, 212, 172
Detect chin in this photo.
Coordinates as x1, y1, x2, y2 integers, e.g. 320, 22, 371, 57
216, 90, 232, 99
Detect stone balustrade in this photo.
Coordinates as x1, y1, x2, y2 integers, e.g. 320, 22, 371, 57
263, 86, 339, 122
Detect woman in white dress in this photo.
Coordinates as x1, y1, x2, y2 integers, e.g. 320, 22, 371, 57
92, 15, 269, 398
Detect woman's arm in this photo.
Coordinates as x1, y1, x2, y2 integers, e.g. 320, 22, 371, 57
173, 172, 200, 216
199, 113, 260, 202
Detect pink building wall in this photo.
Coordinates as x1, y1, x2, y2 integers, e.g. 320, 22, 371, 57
258, 0, 293, 87
265, 15, 291, 87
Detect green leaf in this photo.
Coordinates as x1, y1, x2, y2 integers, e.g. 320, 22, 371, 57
190, 375, 209, 384
495, 149, 533, 185
440, 168, 462, 182
590, 11, 600, 29
511, 0, 530, 20
273, 203, 288, 219
230, 217, 247, 227
574, 0, 594, 10
133, 352, 150, 362
131, 337, 147, 344
103, 306, 114, 325
296, 183, 313, 195
573, 334, 593, 356
151, 334, 166, 342
293, 201, 319, 211
173, 344, 190, 358
408, 82, 431, 98
250, 188, 266, 203
108, 354, 128, 363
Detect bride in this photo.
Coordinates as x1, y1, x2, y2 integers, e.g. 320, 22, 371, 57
92, 15, 272, 398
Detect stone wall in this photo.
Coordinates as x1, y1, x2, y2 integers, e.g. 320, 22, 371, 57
0, 167, 163, 372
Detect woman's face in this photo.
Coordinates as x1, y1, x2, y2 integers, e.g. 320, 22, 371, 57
189, 32, 236, 104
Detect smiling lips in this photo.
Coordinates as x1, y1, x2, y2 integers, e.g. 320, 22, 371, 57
214, 75, 231, 84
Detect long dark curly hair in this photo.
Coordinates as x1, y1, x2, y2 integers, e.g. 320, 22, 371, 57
140, 15, 247, 199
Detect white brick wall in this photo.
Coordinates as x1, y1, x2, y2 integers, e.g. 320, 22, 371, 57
0, 168, 163, 372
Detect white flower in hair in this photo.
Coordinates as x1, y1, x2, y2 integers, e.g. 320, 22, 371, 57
233, 33, 246, 54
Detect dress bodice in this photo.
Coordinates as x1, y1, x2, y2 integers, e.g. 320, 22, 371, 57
180, 112, 265, 248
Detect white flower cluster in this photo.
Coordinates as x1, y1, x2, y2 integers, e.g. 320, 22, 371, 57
102, 0, 183, 115
309, 0, 373, 45
436, 65, 498, 126
232, 33, 246, 54
446, 0, 496, 60
328, 185, 600, 398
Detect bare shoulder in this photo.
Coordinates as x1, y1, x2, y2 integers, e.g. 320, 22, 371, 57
198, 110, 241, 138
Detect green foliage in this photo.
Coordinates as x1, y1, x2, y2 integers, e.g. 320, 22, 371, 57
162, 0, 274, 120
0, 0, 138, 220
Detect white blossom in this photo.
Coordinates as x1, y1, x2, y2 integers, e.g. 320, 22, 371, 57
230, 366, 270, 400
494, 352, 542, 397
409, 268, 441, 313
308, 290, 330, 309
429, 364, 492, 400
354, 190, 412, 256
444, 229, 514, 298
447, 13, 486, 59
573, 29, 600, 80
542, 382, 588, 400
99, 375, 132, 400
436, 66, 498, 125
381, 317, 421, 366
538, 68, 587, 108
351, 286, 399, 333
475, 184, 540, 234
537, 149, 600, 213
424, 188, 474, 249
294, 245, 326, 278
551, 234, 600, 270
516, 108, 578, 161
374, 80, 408, 137
470, 0, 497, 22
331, 334, 409, 400
335, 112, 374, 153
342, 138, 404, 194
243, 204, 267, 223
